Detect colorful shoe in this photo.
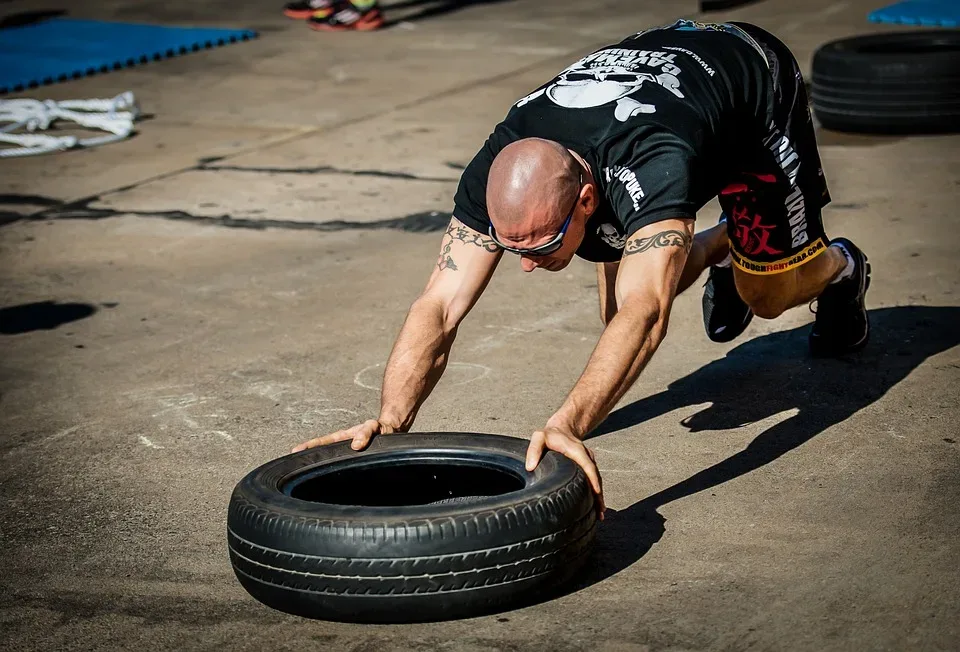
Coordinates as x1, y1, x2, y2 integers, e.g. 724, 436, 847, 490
283, 0, 335, 19
809, 238, 871, 357
308, 2, 384, 30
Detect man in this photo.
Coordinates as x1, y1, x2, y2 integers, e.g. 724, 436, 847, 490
293, 20, 871, 516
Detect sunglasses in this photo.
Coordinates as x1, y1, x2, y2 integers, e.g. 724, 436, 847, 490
561, 72, 651, 84
488, 173, 582, 256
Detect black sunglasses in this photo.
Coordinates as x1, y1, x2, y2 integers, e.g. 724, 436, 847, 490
488, 173, 582, 256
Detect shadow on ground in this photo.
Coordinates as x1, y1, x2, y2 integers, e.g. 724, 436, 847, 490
0, 192, 453, 233
567, 305, 960, 591
0, 9, 65, 28
0, 301, 98, 334
381, 0, 514, 27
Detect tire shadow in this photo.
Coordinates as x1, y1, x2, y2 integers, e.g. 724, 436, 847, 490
567, 305, 960, 591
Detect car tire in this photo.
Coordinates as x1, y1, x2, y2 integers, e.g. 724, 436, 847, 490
227, 432, 598, 623
810, 30, 960, 134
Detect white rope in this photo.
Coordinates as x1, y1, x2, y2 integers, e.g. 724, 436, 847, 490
0, 91, 140, 158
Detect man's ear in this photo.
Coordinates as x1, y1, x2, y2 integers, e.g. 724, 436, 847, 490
582, 182, 599, 217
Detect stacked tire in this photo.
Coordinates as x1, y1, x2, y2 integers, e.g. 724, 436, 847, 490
811, 30, 960, 134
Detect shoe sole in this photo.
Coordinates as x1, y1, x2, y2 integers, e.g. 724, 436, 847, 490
708, 309, 754, 343
810, 243, 871, 357
308, 17, 384, 30
849, 259, 872, 351
284, 9, 320, 18
703, 267, 754, 343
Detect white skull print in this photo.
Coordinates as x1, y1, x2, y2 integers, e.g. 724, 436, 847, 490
515, 48, 686, 122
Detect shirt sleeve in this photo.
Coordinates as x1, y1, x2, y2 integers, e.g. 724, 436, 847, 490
451, 136, 497, 234
604, 132, 698, 236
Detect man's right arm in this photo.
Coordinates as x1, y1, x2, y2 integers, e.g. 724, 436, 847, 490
293, 217, 501, 452
377, 218, 502, 431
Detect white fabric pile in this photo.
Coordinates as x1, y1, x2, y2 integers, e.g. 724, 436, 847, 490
0, 91, 140, 158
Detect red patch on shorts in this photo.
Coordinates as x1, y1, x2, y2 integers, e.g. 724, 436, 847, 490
721, 183, 749, 195
732, 204, 783, 257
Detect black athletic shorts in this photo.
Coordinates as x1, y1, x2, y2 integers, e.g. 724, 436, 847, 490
719, 23, 831, 275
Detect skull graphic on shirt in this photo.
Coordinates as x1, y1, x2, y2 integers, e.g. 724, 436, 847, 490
515, 48, 686, 121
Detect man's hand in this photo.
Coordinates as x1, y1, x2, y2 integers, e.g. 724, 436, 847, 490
291, 419, 398, 453
525, 426, 605, 520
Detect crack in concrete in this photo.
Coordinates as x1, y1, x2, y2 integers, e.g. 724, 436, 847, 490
195, 163, 458, 183
0, 193, 61, 206
1, 193, 452, 233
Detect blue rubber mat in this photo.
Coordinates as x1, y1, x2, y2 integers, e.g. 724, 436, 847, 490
869, 0, 960, 27
0, 18, 258, 94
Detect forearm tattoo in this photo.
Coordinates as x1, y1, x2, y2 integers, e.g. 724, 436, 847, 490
436, 222, 500, 271
623, 229, 692, 257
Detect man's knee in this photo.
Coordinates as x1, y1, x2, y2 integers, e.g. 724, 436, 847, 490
735, 271, 795, 320
744, 294, 790, 320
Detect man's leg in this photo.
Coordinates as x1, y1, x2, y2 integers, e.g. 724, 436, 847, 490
705, 22, 871, 355
678, 221, 729, 294
734, 237, 871, 356
717, 175, 871, 357
733, 245, 845, 318
596, 262, 619, 326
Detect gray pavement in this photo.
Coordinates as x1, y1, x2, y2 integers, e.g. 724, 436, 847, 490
2, 0, 959, 650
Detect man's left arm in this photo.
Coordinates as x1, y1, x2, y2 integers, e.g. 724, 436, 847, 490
524, 218, 694, 515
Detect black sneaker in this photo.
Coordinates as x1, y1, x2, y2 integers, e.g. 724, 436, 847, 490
809, 238, 871, 357
702, 263, 753, 343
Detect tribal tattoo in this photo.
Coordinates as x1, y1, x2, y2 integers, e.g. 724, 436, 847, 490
436, 221, 500, 271
624, 229, 692, 257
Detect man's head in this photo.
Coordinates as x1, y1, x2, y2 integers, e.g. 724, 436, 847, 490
487, 138, 597, 272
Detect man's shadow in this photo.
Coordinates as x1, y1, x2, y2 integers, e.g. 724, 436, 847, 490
381, 0, 514, 27
569, 305, 960, 590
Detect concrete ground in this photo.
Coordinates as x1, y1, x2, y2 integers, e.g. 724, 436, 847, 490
2, 0, 959, 649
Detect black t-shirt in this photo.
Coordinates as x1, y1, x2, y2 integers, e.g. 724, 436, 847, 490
453, 20, 773, 262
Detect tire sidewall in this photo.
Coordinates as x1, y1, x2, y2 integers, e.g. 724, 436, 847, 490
227, 432, 594, 558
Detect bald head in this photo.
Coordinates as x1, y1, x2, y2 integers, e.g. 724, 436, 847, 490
487, 138, 581, 241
